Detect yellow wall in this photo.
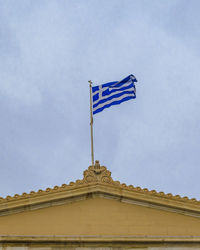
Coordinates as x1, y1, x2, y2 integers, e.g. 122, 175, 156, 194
0, 197, 200, 236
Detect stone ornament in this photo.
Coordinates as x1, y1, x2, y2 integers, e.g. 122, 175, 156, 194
83, 160, 112, 184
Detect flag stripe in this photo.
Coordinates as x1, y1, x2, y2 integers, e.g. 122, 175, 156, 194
93, 90, 135, 108
109, 76, 137, 89
92, 75, 136, 95
93, 95, 135, 114
93, 82, 134, 103
93, 92, 135, 112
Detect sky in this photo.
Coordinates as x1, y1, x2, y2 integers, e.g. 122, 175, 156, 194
0, 0, 200, 200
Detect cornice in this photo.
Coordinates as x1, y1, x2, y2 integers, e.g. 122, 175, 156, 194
0, 161, 200, 216
1, 235, 200, 244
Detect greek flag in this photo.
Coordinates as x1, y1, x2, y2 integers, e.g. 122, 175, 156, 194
92, 74, 137, 115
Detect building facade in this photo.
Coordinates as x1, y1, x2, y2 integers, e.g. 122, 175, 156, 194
0, 161, 200, 249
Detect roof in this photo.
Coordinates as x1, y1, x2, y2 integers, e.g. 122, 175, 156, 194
0, 160, 200, 217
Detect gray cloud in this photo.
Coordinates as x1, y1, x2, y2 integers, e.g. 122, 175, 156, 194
0, 0, 200, 199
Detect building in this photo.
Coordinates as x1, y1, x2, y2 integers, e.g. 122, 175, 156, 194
0, 160, 200, 249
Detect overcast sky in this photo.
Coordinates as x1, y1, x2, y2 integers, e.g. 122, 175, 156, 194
0, 0, 200, 200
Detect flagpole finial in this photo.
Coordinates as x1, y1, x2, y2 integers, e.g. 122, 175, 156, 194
94, 160, 100, 169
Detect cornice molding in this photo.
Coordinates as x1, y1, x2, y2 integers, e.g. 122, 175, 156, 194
1, 235, 200, 244
0, 161, 200, 216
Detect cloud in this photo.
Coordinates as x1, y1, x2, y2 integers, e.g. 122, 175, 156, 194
0, 0, 199, 199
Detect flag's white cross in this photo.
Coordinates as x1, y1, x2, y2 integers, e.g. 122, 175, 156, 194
98, 85, 105, 99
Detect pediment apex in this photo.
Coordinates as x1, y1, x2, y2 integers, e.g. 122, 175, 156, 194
83, 160, 113, 184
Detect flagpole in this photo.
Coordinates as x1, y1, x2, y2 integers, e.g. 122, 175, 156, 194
89, 80, 94, 166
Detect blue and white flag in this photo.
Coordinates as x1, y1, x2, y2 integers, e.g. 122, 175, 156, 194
92, 74, 137, 115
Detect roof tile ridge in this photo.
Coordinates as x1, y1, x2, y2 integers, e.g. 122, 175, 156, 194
115, 182, 200, 205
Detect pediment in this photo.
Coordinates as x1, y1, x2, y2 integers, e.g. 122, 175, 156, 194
0, 161, 200, 243
0, 196, 200, 236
